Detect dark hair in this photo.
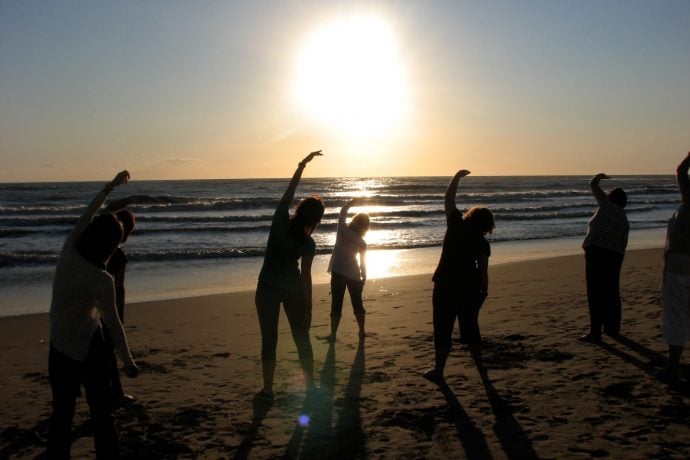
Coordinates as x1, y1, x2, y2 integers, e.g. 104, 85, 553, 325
608, 188, 627, 208
76, 213, 123, 266
348, 213, 370, 237
289, 196, 325, 239
115, 209, 136, 242
464, 206, 495, 235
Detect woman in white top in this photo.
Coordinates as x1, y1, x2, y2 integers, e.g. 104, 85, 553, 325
325, 198, 370, 341
48, 171, 139, 459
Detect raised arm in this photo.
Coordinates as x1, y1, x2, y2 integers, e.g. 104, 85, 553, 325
280, 150, 323, 204
339, 197, 361, 226
66, 171, 130, 247
103, 195, 157, 213
676, 152, 690, 203
445, 170, 471, 218
589, 173, 609, 205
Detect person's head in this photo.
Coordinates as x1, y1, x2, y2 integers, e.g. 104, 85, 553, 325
608, 187, 627, 209
348, 213, 370, 238
115, 209, 136, 243
76, 213, 124, 266
290, 196, 325, 238
464, 206, 495, 235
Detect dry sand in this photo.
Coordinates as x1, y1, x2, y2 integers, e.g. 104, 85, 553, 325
1, 248, 689, 459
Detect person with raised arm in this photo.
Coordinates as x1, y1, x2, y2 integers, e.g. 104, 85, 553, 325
48, 171, 139, 459
580, 173, 629, 342
661, 152, 690, 382
255, 151, 325, 401
323, 197, 370, 342
423, 170, 495, 385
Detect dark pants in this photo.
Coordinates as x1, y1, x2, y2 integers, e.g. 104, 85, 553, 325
330, 272, 365, 319
48, 329, 119, 460
433, 281, 485, 348
585, 246, 624, 336
102, 327, 124, 399
255, 281, 313, 365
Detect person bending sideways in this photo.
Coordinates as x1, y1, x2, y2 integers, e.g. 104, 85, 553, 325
424, 169, 495, 385
662, 152, 690, 383
48, 171, 139, 460
323, 198, 370, 342
254, 151, 324, 401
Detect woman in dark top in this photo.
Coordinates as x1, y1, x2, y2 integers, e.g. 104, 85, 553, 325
255, 150, 324, 400
424, 169, 495, 384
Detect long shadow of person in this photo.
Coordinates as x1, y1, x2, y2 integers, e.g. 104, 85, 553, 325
332, 338, 366, 459
435, 381, 493, 460
608, 334, 667, 367
470, 347, 539, 460
233, 394, 273, 460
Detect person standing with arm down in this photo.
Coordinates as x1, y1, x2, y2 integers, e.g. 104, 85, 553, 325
255, 151, 325, 401
48, 171, 139, 460
99, 195, 153, 407
580, 173, 629, 342
661, 152, 690, 383
423, 170, 495, 384
323, 198, 370, 342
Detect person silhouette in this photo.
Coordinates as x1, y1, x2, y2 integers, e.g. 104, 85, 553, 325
254, 151, 325, 400
47, 171, 139, 459
580, 173, 629, 342
323, 198, 370, 341
423, 170, 495, 384
661, 152, 690, 382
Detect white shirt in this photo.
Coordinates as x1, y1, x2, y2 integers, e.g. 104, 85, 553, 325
49, 188, 134, 364
328, 204, 367, 281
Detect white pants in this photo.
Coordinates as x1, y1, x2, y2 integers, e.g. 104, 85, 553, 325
662, 271, 690, 346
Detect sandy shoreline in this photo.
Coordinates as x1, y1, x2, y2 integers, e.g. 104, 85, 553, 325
2, 247, 690, 458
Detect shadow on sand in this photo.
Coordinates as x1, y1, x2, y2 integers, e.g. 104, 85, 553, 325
470, 347, 539, 460
285, 339, 366, 459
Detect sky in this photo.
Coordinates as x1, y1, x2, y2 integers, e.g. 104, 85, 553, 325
1, 0, 689, 182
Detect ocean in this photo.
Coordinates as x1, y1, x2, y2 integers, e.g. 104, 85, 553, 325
0, 175, 677, 317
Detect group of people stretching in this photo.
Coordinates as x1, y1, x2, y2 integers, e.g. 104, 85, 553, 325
46, 150, 690, 458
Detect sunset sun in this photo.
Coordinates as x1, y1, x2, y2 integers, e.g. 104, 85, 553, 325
292, 15, 409, 140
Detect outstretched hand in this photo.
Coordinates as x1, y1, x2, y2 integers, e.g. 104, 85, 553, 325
594, 173, 610, 180
110, 170, 130, 188
457, 170, 471, 178
300, 150, 323, 165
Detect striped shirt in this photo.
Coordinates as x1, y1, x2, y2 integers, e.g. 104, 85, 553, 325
582, 198, 629, 254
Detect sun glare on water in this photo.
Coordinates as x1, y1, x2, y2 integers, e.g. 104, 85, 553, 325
293, 15, 409, 141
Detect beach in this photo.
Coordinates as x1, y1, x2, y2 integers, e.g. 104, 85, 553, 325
1, 246, 689, 459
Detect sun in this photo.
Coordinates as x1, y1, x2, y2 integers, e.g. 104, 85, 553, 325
292, 15, 409, 141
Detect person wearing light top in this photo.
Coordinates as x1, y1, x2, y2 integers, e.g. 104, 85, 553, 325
580, 173, 629, 343
324, 198, 370, 341
48, 171, 139, 459
662, 152, 690, 383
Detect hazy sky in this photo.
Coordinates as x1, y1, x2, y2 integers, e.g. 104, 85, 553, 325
1, 1, 689, 181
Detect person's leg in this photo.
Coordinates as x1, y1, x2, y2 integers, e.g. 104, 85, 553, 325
82, 329, 120, 459
603, 250, 624, 336
283, 289, 315, 390
460, 294, 485, 345
48, 343, 81, 460
328, 273, 347, 340
101, 323, 125, 401
255, 282, 282, 394
424, 282, 456, 381
346, 277, 366, 337
662, 271, 690, 380
583, 247, 605, 340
